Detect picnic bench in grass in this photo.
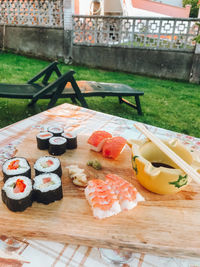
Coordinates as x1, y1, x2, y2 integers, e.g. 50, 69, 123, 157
0, 61, 144, 115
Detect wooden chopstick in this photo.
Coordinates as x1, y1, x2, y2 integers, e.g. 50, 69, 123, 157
134, 122, 200, 185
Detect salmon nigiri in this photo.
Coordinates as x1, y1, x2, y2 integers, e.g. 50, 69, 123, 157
87, 131, 112, 152
102, 136, 127, 159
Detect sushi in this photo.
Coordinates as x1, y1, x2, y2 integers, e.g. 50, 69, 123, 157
85, 174, 144, 219
61, 132, 77, 149
34, 156, 62, 177
102, 137, 127, 159
48, 126, 64, 136
87, 131, 112, 152
48, 137, 66, 156
2, 176, 33, 212
85, 179, 121, 219
2, 157, 31, 182
36, 131, 53, 150
33, 173, 63, 204
105, 174, 144, 210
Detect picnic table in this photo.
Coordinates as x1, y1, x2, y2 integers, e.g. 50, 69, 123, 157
0, 103, 200, 266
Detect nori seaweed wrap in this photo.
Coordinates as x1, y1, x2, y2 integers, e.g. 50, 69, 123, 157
48, 126, 64, 137
34, 156, 62, 177
2, 176, 33, 212
2, 157, 31, 182
33, 173, 63, 204
61, 132, 77, 149
48, 137, 66, 156
36, 131, 53, 150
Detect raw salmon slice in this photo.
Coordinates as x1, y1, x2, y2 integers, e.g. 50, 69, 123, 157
105, 174, 144, 211
102, 136, 127, 159
88, 131, 112, 152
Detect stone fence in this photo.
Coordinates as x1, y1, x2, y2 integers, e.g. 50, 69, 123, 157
0, 2, 200, 82
0, 0, 63, 28
72, 15, 200, 52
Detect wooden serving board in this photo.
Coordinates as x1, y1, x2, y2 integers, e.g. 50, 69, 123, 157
1, 132, 200, 259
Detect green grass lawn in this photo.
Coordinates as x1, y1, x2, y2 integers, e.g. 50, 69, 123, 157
0, 52, 199, 138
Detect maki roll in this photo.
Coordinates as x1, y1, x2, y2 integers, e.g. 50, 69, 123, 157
2, 176, 33, 212
36, 131, 53, 150
34, 156, 62, 177
48, 137, 66, 156
61, 132, 77, 149
2, 157, 31, 182
48, 126, 64, 136
33, 173, 63, 204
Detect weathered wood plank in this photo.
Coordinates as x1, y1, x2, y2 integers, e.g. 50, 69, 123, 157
0, 133, 200, 259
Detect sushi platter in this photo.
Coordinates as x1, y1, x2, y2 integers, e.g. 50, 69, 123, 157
1, 130, 200, 259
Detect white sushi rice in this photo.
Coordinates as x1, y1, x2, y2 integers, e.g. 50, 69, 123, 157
3, 176, 32, 200
48, 126, 63, 134
34, 156, 60, 173
85, 188, 121, 219
85, 177, 145, 219
37, 132, 53, 139
93, 201, 121, 219
3, 157, 30, 176
85, 181, 121, 219
121, 192, 145, 210
33, 173, 61, 192
49, 137, 66, 145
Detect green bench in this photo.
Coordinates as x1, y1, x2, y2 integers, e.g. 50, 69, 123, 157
66, 80, 144, 115
0, 61, 144, 115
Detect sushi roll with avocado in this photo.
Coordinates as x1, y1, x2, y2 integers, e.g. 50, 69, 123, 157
2, 157, 31, 182
33, 173, 63, 204
36, 131, 53, 150
61, 132, 77, 149
48, 137, 66, 156
48, 126, 64, 136
2, 176, 33, 212
34, 156, 62, 177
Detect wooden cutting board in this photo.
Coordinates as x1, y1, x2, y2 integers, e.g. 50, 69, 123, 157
0, 131, 200, 259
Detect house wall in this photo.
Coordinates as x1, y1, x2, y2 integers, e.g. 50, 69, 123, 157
131, 0, 191, 18
152, 0, 183, 8
104, 0, 123, 13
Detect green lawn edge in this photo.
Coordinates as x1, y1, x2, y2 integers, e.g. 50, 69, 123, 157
0, 52, 199, 138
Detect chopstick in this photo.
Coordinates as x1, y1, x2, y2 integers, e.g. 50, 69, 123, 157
134, 122, 200, 185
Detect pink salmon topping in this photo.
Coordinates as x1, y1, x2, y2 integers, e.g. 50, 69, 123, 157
43, 177, 52, 184
46, 160, 53, 166
40, 133, 51, 138
88, 131, 112, 147
65, 133, 72, 138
